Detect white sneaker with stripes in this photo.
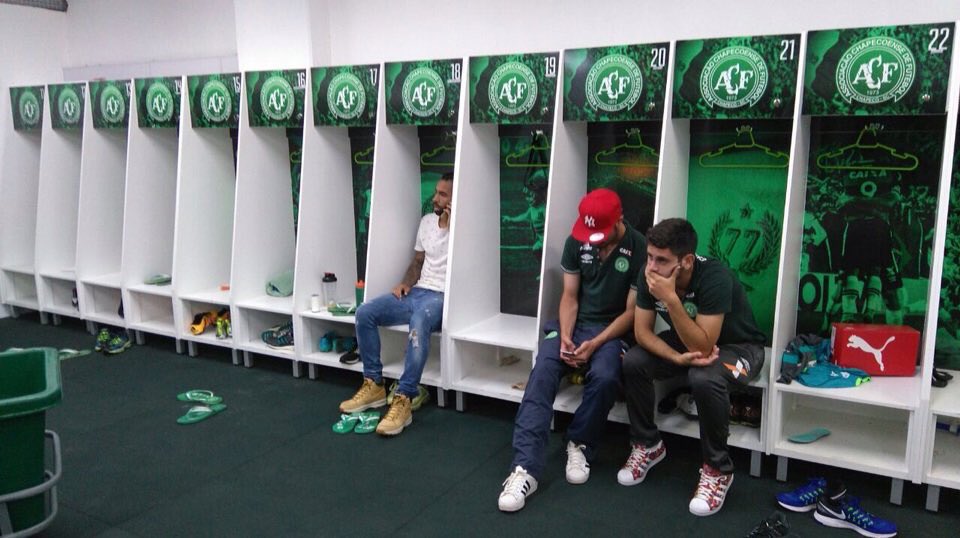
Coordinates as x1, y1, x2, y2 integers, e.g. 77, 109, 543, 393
498, 466, 538, 512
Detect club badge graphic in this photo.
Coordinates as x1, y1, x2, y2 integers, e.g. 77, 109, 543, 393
586, 53, 643, 113
489, 61, 538, 116
200, 79, 232, 123
145, 81, 175, 123
402, 66, 445, 118
100, 84, 127, 125
17, 89, 41, 128
260, 75, 296, 121
836, 36, 916, 105
700, 46, 768, 109
57, 86, 82, 126
327, 71, 366, 120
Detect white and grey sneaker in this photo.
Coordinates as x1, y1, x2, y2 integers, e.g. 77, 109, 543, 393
565, 441, 590, 484
498, 466, 538, 512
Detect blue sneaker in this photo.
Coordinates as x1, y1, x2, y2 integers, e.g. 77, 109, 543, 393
263, 322, 294, 349
104, 330, 132, 355
814, 493, 897, 538
776, 477, 827, 512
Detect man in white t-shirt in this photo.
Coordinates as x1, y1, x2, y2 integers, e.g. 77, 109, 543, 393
339, 173, 452, 436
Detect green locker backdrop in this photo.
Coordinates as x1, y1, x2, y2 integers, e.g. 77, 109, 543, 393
312, 64, 378, 127
798, 115, 945, 336
245, 69, 306, 128
187, 73, 240, 129
673, 34, 800, 120
386, 59, 462, 126
586, 121, 661, 235
287, 128, 302, 235
500, 124, 550, 317
417, 125, 456, 213
9, 86, 44, 131
89, 80, 131, 129
470, 52, 559, 125
563, 43, 669, 123
135, 77, 181, 129
48, 83, 84, 130
687, 120, 792, 344
804, 23, 954, 116
936, 119, 960, 369
349, 127, 375, 281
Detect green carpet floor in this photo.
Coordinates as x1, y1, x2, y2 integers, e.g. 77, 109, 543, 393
1, 314, 957, 537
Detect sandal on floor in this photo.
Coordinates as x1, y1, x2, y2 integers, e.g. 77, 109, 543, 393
332, 412, 363, 434
177, 403, 227, 425
353, 411, 381, 434
58, 348, 92, 360
177, 390, 223, 405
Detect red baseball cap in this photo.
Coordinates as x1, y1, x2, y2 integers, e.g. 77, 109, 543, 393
571, 188, 622, 244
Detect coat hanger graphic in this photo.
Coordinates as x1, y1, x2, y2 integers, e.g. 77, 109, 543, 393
816, 126, 919, 172
353, 146, 374, 165
505, 130, 551, 168
594, 128, 660, 168
698, 125, 788, 169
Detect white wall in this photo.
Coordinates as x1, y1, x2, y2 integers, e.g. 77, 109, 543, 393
323, 0, 960, 63
234, 0, 313, 70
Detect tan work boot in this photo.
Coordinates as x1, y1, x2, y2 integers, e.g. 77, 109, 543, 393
376, 393, 412, 436
339, 378, 387, 413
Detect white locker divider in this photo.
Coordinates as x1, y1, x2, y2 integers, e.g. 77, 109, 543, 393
120, 78, 181, 344
0, 89, 43, 317
75, 80, 130, 328
173, 75, 240, 359
293, 66, 373, 380
231, 72, 302, 369
35, 84, 84, 322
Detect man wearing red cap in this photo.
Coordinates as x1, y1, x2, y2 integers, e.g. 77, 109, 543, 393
499, 188, 646, 512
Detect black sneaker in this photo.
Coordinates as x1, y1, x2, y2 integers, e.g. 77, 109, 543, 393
746, 511, 793, 537
814, 491, 898, 537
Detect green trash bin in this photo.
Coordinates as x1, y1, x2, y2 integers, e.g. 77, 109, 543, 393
0, 348, 61, 533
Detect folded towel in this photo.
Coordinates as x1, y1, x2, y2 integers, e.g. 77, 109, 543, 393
266, 269, 295, 297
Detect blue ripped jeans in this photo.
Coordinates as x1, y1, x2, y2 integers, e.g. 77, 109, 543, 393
354, 287, 443, 398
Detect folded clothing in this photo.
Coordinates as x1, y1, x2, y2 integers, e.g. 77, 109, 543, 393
266, 269, 295, 297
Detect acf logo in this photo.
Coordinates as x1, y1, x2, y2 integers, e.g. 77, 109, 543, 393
700, 46, 768, 109
145, 81, 174, 124
99, 84, 127, 125
260, 75, 295, 121
586, 54, 643, 113
327, 72, 366, 120
200, 79, 232, 123
57, 86, 82, 126
402, 66, 445, 118
836, 36, 915, 105
488, 61, 538, 116
18, 90, 40, 127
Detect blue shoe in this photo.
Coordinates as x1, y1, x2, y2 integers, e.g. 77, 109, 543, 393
318, 331, 337, 352
104, 330, 132, 355
776, 477, 827, 512
263, 321, 294, 349
814, 493, 897, 538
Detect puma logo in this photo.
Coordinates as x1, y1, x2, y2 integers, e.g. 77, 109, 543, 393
846, 334, 895, 372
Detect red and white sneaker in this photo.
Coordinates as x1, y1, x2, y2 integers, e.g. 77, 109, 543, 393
617, 440, 666, 486
688, 464, 734, 516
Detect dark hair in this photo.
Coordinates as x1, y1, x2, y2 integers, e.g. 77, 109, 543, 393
646, 218, 697, 258
440, 172, 454, 183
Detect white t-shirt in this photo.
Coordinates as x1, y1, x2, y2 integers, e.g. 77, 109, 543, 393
414, 213, 449, 292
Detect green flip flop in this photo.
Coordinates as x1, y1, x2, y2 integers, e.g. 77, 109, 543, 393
787, 427, 831, 444
177, 403, 227, 425
176, 390, 223, 405
58, 348, 92, 360
353, 411, 381, 434
332, 412, 363, 434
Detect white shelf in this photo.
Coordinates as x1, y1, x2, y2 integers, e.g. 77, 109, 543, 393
38, 270, 76, 282
450, 313, 538, 351
179, 287, 231, 305
383, 359, 442, 388
300, 350, 364, 372
182, 330, 233, 349
927, 429, 960, 489
299, 309, 356, 324
40, 304, 82, 318
238, 339, 296, 359
1, 264, 35, 275
775, 373, 921, 411
930, 370, 960, 418
129, 318, 176, 338
127, 282, 173, 297
82, 272, 123, 289
85, 311, 125, 327
5, 297, 40, 310
775, 408, 910, 479
236, 294, 294, 315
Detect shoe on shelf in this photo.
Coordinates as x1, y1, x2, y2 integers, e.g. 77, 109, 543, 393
376, 393, 412, 436
339, 350, 360, 364
104, 330, 132, 355
617, 440, 666, 486
318, 331, 337, 352
94, 327, 110, 352
677, 393, 699, 420
215, 317, 232, 339
334, 336, 357, 354
498, 466, 538, 513
260, 321, 290, 341
777, 477, 828, 512
741, 394, 762, 428
262, 321, 294, 349
565, 441, 590, 484
746, 510, 793, 537
730, 393, 745, 425
190, 311, 217, 335
688, 464, 733, 516
339, 378, 386, 413
814, 492, 897, 538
